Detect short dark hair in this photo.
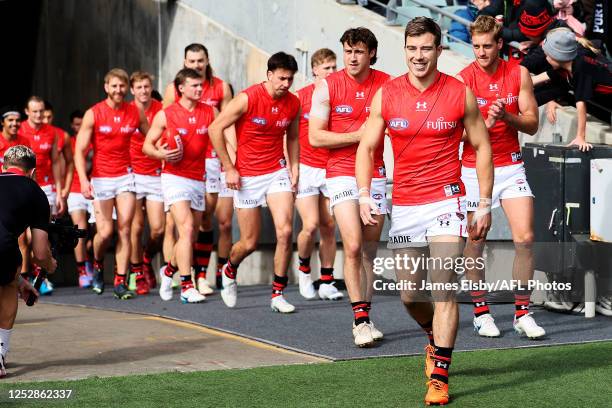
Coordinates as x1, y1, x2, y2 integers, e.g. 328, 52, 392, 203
44, 100, 54, 112
183, 43, 213, 85
267, 52, 298, 73
184, 43, 206, 57
173, 68, 204, 97
151, 90, 163, 102
405, 17, 442, 47
340, 27, 378, 65
69, 110, 84, 122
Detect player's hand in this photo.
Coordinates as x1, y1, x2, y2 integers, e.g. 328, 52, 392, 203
55, 195, 66, 217
17, 275, 39, 303
487, 100, 506, 121
225, 168, 241, 190
81, 179, 94, 200
567, 136, 592, 152
160, 143, 183, 163
546, 101, 562, 124
359, 194, 379, 226
47, 257, 58, 274
468, 203, 491, 240
290, 164, 299, 191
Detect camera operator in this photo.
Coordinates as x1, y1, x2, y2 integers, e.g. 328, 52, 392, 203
0, 145, 56, 378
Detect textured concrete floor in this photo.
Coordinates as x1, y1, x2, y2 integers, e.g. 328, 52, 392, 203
2, 304, 325, 383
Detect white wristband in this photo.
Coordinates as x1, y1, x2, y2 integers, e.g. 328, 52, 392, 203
358, 187, 370, 195
470, 206, 492, 226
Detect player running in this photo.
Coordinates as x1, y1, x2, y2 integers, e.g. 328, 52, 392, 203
163, 43, 233, 295
309, 28, 390, 346
143, 68, 216, 304
356, 17, 493, 405
294, 48, 343, 301
74, 68, 149, 299
458, 15, 542, 339
129, 71, 164, 295
209, 52, 301, 313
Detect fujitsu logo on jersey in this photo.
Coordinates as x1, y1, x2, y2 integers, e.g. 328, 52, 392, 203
120, 125, 135, 134
426, 117, 457, 131
388, 118, 409, 130
500, 93, 519, 105
196, 126, 208, 135
275, 118, 291, 128
335, 105, 353, 114
39, 142, 52, 151
477, 98, 487, 107
99, 126, 112, 133
416, 101, 428, 112
203, 98, 219, 107
252, 117, 267, 125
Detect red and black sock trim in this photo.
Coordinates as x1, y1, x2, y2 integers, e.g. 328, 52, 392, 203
93, 259, 104, 272
164, 262, 178, 278
113, 270, 127, 286
193, 230, 213, 279
224, 260, 238, 280
471, 290, 490, 317
216, 257, 228, 278
298, 256, 311, 274
418, 320, 434, 346
180, 274, 194, 291
320, 267, 334, 282
515, 290, 531, 319
77, 261, 87, 276
131, 263, 144, 280
351, 301, 370, 325
431, 345, 453, 384
271, 274, 288, 298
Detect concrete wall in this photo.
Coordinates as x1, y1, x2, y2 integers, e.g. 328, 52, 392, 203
32, 0, 163, 129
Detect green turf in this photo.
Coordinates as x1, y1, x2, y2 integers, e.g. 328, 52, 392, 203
1, 342, 610, 407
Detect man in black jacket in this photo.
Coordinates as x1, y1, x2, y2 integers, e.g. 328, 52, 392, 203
0, 145, 56, 378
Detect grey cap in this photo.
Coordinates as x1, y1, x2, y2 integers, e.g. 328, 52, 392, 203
542, 28, 577, 62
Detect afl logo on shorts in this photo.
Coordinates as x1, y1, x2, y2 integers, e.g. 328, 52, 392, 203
99, 126, 112, 134
372, 193, 383, 200
279, 158, 287, 168
335, 105, 353, 114
252, 117, 267, 126
388, 118, 409, 130
477, 98, 487, 107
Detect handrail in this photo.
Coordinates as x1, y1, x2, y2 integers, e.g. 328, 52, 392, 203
357, 0, 474, 47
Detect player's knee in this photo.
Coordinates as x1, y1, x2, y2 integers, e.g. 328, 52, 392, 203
218, 218, 232, 235
514, 231, 534, 245
276, 225, 293, 244
344, 241, 362, 259
320, 218, 335, 237
242, 238, 258, 254
301, 221, 319, 237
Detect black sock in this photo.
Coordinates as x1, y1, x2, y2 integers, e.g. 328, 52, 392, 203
351, 301, 370, 325
320, 267, 334, 282
271, 274, 289, 298
431, 345, 453, 383
298, 256, 311, 274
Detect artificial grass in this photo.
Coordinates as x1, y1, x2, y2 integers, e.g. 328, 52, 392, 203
1, 341, 610, 407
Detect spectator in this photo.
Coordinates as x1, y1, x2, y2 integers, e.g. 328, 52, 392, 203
449, 2, 478, 43
553, 0, 586, 36
533, 28, 612, 151
519, 1, 569, 74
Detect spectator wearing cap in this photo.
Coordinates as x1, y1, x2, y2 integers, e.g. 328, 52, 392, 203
477, 0, 552, 45
519, 1, 569, 75
533, 28, 612, 151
